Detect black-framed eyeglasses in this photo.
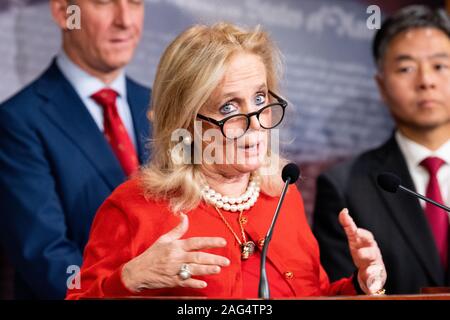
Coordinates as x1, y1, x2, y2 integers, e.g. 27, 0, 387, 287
196, 91, 288, 139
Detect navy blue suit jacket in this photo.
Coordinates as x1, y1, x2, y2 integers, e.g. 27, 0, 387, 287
0, 60, 151, 299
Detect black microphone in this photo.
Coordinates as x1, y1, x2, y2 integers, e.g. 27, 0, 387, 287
258, 163, 300, 299
377, 172, 450, 213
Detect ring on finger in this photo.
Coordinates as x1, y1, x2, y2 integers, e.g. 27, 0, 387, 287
178, 263, 192, 280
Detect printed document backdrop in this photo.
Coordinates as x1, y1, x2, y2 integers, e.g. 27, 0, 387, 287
0, 0, 440, 218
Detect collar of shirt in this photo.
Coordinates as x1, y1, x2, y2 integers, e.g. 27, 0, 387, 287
56, 50, 127, 102
395, 130, 450, 168
396, 130, 450, 206
55, 50, 137, 148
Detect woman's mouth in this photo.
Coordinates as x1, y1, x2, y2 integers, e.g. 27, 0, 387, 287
238, 142, 261, 156
238, 141, 259, 149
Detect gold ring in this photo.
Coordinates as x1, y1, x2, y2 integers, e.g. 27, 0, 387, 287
374, 288, 386, 295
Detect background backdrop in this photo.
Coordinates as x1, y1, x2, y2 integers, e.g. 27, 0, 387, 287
0, 0, 446, 298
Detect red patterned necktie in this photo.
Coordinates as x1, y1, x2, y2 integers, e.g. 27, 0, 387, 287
91, 88, 138, 176
420, 156, 448, 268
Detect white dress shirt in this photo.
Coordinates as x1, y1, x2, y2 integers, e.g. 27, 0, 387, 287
395, 131, 450, 208
56, 51, 137, 147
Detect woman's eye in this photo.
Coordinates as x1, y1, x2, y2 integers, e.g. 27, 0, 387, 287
219, 103, 237, 115
255, 94, 266, 105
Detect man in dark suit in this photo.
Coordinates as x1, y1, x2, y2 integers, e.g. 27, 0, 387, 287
0, 0, 150, 299
313, 5, 450, 294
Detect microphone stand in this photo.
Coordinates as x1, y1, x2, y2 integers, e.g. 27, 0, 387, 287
258, 177, 291, 299
399, 185, 450, 212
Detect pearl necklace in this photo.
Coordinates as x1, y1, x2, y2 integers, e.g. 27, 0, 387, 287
202, 174, 261, 212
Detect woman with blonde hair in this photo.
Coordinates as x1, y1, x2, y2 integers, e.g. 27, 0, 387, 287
66, 22, 386, 299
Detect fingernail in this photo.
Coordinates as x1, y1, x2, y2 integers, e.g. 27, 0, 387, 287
213, 266, 221, 273
224, 259, 230, 266
201, 282, 207, 288
342, 208, 349, 214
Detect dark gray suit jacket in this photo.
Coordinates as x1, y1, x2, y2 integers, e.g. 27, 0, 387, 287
313, 135, 449, 294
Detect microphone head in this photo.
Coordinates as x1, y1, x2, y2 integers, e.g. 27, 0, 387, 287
377, 172, 401, 193
282, 163, 300, 184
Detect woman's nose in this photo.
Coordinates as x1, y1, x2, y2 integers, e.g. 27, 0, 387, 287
248, 114, 261, 130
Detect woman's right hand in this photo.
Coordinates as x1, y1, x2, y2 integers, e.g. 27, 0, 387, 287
121, 213, 230, 292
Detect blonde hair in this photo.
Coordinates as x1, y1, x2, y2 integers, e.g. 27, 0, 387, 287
140, 22, 287, 213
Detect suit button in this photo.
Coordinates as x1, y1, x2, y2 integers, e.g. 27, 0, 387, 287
258, 238, 265, 247
284, 271, 294, 280
239, 216, 248, 225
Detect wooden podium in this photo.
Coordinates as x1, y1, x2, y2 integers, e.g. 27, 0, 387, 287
302, 293, 450, 300
302, 287, 450, 300
120, 292, 450, 300
116, 288, 450, 300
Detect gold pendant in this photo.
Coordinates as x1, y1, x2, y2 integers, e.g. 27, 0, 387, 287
240, 241, 255, 260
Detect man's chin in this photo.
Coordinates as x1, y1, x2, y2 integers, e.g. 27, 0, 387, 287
399, 118, 450, 132
102, 51, 135, 70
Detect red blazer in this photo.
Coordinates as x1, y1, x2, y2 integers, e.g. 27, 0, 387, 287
66, 178, 356, 299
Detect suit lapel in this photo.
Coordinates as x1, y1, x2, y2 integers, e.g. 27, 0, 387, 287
36, 60, 126, 190
126, 79, 151, 164
371, 136, 444, 284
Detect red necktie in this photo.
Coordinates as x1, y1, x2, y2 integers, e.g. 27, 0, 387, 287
420, 156, 448, 268
91, 88, 139, 176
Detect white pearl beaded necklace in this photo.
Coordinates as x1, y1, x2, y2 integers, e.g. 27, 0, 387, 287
202, 174, 261, 212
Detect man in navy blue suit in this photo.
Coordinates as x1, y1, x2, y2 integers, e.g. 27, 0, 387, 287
0, 0, 151, 299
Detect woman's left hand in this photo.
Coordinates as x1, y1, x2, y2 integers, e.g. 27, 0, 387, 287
338, 208, 387, 295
